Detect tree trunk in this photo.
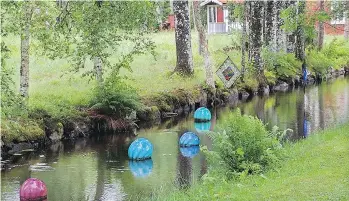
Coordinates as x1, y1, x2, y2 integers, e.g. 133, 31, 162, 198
20, 2, 32, 98
193, 1, 214, 88
174, 0, 194, 76
271, 0, 286, 52
241, 2, 248, 80
93, 57, 103, 83
345, 2, 349, 40
317, 0, 324, 50
249, 1, 265, 84
264, 0, 273, 46
295, 1, 306, 61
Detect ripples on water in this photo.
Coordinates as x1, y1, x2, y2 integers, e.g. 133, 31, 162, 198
1, 77, 349, 201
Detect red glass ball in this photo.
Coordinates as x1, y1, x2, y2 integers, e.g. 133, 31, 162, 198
20, 178, 47, 201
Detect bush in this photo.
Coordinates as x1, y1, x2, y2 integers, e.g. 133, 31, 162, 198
262, 48, 301, 80
307, 39, 349, 75
90, 77, 141, 117
206, 109, 285, 177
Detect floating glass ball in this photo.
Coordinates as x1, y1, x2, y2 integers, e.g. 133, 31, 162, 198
194, 107, 211, 121
20, 178, 47, 201
180, 146, 200, 158
128, 138, 153, 160
128, 159, 153, 178
194, 121, 211, 133
179, 132, 200, 147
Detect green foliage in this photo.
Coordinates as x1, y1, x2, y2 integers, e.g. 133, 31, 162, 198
262, 48, 301, 79
207, 109, 284, 177
1, 119, 45, 143
0, 41, 26, 118
50, 1, 156, 78
90, 76, 141, 117
307, 39, 349, 75
281, 2, 330, 45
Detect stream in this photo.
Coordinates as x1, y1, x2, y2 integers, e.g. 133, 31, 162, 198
1, 76, 349, 201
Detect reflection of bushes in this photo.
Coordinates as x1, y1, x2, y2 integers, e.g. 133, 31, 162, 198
205, 109, 285, 178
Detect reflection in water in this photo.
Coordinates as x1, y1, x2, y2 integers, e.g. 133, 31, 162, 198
128, 159, 153, 178
180, 146, 200, 158
1, 77, 349, 201
194, 122, 211, 133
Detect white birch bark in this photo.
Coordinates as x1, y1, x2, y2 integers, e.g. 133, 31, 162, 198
193, 1, 214, 88
174, 0, 194, 75
20, 1, 32, 98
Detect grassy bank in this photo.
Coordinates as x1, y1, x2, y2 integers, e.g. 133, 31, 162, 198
150, 123, 349, 201
2, 31, 348, 143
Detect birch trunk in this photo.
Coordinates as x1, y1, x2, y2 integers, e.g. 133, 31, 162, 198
241, 2, 248, 80
193, 1, 214, 88
249, 1, 263, 70
271, 0, 286, 52
317, 0, 324, 50
20, 2, 32, 98
174, 0, 194, 75
249, 1, 265, 84
295, 1, 306, 61
264, 0, 273, 46
344, 2, 349, 40
93, 57, 103, 84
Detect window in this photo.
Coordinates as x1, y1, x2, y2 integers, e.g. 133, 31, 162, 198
208, 6, 217, 23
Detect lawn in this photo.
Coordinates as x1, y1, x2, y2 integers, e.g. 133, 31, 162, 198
4, 31, 238, 116
149, 123, 349, 201
3, 31, 343, 116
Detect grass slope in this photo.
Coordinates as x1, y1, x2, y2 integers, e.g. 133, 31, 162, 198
154, 123, 349, 201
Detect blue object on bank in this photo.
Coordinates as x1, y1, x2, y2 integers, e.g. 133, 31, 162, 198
194, 121, 211, 133
303, 69, 307, 82
128, 138, 153, 160
128, 159, 153, 177
194, 107, 211, 121
179, 132, 200, 147
303, 119, 308, 138
180, 146, 200, 158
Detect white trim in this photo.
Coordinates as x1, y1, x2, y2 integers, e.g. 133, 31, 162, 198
200, 0, 223, 7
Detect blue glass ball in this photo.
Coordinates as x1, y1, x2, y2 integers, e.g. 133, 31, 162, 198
128, 159, 153, 178
179, 132, 200, 147
128, 138, 153, 160
194, 121, 211, 133
194, 107, 211, 121
180, 146, 200, 158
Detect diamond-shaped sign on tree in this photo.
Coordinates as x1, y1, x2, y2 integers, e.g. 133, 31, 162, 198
216, 57, 241, 88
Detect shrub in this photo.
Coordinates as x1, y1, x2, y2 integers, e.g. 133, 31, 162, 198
206, 109, 285, 177
262, 48, 301, 80
90, 77, 141, 118
307, 39, 349, 75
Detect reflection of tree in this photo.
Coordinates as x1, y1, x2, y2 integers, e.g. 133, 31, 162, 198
94, 144, 106, 201
296, 90, 306, 139
176, 129, 192, 190
255, 96, 266, 122
319, 86, 325, 130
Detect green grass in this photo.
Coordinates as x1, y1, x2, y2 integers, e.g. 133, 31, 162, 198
2, 32, 343, 117
149, 123, 349, 201
3, 31, 238, 115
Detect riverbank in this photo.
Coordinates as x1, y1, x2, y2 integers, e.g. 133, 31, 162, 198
149, 122, 349, 201
1, 32, 348, 157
